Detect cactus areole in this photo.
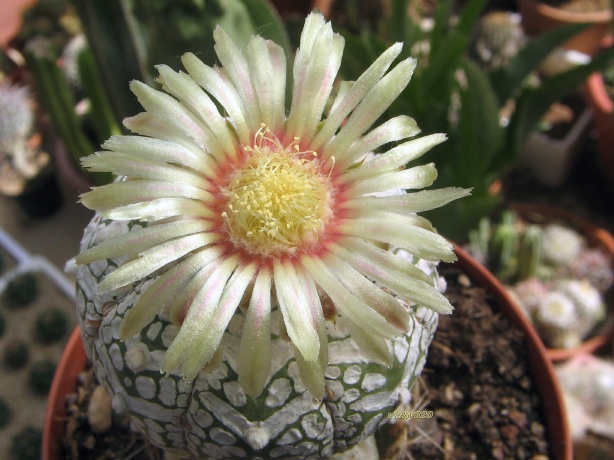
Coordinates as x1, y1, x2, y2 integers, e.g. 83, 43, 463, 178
74, 12, 469, 459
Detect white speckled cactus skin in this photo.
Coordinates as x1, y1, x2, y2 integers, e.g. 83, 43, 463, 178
75, 214, 440, 459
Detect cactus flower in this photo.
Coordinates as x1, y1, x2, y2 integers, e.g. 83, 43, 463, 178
74, 12, 468, 458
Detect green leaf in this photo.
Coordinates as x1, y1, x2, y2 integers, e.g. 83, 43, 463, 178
454, 58, 504, 186
70, 0, 147, 121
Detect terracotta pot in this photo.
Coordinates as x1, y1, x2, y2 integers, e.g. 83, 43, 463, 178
517, 0, 613, 56
454, 244, 572, 460
585, 72, 614, 196
42, 327, 87, 460
510, 202, 614, 361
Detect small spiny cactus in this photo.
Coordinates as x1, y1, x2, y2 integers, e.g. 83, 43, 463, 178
542, 223, 585, 266
534, 292, 580, 349
469, 11, 526, 70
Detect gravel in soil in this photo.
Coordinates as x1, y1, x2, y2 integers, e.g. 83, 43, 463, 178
380, 264, 551, 460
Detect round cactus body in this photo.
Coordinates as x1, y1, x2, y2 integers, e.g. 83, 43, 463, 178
76, 216, 440, 459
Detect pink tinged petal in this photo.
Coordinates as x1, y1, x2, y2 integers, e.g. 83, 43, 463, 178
238, 268, 273, 397
161, 255, 241, 381
155, 65, 238, 161
338, 214, 456, 262
292, 266, 328, 398
182, 52, 251, 146
81, 152, 209, 190
267, 41, 287, 132
341, 187, 472, 214
123, 113, 213, 163
102, 136, 208, 173
286, 13, 328, 138
273, 260, 321, 363
287, 26, 344, 143
80, 180, 212, 212
346, 163, 438, 196
339, 115, 420, 170
213, 27, 261, 132
310, 42, 404, 152
246, 37, 287, 132
339, 133, 446, 185
301, 256, 402, 340
119, 246, 224, 340
197, 261, 258, 377
76, 219, 213, 265
130, 81, 211, 149
167, 259, 221, 326
327, 81, 352, 116
345, 320, 393, 367
338, 237, 435, 285
322, 58, 417, 163
329, 240, 454, 314
98, 232, 220, 293
102, 197, 214, 222
322, 252, 410, 333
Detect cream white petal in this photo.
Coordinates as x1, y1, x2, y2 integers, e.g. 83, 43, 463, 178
341, 187, 472, 214
120, 246, 225, 339
287, 26, 344, 143
301, 256, 401, 339
213, 27, 261, 131
322, 58, 416, 162
80, 180, 212, 211
246, 37, 281, 131
182, 52, 251, 145
339, 133, 446, 185
329, 240, 454, 314
336, 237, 435, 285
102, 197, 214, 221
130, 81, 211, 149
81, 152, 209, 190
273, 260, 320, 363
155, 65, 238, 161
102, 136, 211, 174
345, 319, 393, 367
238, 268, 273, 397
161, 255, 240, 380
76, 219, 213, 265
346, 163, 438, 196
98, 232, 220, 293
310, 42, 404, 152
339, 214, 456, 262
323, 252, 410, 332
339, 115, 420, 170
123, 112, 211, 159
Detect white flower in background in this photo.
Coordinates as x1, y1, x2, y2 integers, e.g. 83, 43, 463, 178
76, 12, 469, 398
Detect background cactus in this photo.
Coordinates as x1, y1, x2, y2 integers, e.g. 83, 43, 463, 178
469, 11, 526, 71
557, 356, 614, 445
0, 81, 50, 195
467, 211, 612, 349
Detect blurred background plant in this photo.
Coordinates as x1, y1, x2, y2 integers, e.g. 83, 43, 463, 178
5, 0, 290, 188
329, 0, 614, 241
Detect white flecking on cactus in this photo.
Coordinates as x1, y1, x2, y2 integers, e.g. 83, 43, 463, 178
72, 12, 469, 459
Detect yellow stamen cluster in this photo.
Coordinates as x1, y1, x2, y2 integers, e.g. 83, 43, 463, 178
222, 125, 332, 257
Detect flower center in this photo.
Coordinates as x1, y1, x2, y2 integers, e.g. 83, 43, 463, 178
222, 126, 333, 258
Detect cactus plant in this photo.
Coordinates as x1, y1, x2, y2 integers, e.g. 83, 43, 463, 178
73, 12, 469, 459
0, 80, 50, 196
557, 356, 614, 445
469, 11, 526, 71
